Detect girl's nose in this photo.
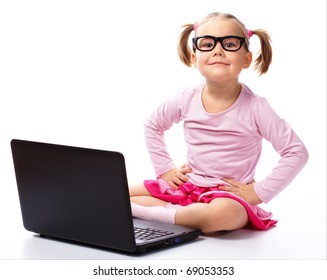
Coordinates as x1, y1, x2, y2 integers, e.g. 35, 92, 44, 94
213, 42, 224, 56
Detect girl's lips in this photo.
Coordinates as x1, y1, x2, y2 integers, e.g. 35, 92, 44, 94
210, 61, 229, 65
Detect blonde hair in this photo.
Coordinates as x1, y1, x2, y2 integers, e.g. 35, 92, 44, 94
178, 12, 272, 75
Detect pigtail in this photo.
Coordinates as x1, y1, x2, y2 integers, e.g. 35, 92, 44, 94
251, 29, 272, 75
178, 24, 195, 67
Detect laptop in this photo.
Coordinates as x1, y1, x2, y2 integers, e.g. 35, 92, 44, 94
10, 139, 201, 254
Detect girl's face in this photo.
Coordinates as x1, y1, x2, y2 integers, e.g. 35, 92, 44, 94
192, 18, 252, 83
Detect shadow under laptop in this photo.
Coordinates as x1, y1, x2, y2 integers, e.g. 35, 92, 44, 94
20, 233, 206, 259
20, 228, 270, 259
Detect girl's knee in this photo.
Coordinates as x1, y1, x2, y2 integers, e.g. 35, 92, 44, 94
201, 199, 249, 233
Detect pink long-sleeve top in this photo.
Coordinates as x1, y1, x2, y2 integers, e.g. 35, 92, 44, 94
144, 83, 309, 203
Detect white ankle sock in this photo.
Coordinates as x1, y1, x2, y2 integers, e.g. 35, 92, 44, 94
130, 202, 177, 224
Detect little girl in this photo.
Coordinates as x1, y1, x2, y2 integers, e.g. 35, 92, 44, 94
129, 12, 308, 233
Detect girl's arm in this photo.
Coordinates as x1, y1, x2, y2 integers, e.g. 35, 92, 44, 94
251, 98, 309, 203
144, 91, 184, 177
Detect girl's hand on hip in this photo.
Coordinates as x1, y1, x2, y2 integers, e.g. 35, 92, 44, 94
220, 178, 262, 205
160, 164, 192, 189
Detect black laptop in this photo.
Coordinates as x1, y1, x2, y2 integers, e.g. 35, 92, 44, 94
10, 139, 201, 254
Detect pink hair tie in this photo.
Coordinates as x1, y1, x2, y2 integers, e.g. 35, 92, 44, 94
194, 22, 199, 31
247, 29, 253, 38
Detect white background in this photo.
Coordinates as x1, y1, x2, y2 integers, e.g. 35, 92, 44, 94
0, 0, 326, 278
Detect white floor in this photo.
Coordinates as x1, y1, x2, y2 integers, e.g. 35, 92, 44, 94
4, 221, 324, 260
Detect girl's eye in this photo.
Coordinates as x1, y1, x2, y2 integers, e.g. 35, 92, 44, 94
223, 38, 240, 50
198, 38, 215, 50
225, 42, 236, 48
202, 42, 214, 48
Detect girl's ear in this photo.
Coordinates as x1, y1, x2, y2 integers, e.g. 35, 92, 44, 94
191, 52, 197, 67
243, 51, 252, 69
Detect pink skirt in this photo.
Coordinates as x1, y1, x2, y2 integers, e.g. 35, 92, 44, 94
144, 179, 277, 230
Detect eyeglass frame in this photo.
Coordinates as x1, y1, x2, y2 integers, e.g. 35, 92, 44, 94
192, 35, 246, 52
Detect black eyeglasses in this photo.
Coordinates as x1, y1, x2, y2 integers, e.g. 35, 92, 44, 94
192, 35, 246, 52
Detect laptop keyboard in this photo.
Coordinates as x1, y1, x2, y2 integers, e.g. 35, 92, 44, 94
134, 227, 174, 241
